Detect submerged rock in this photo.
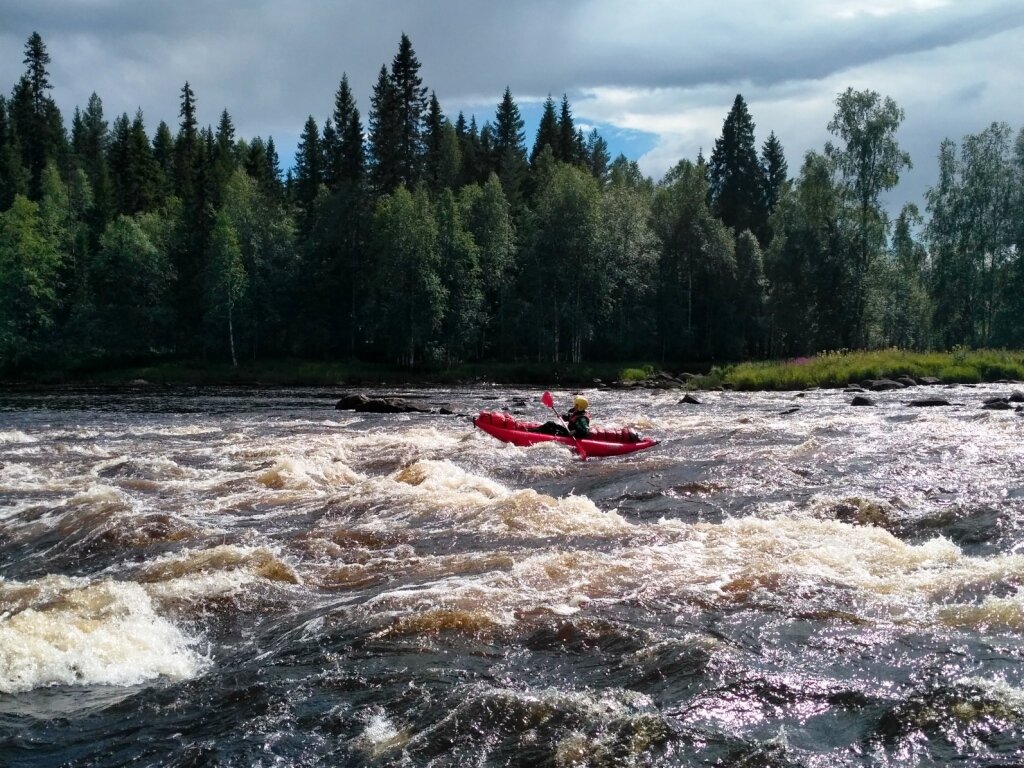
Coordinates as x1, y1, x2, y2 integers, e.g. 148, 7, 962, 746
678, 394, 702, 405
982, 399, 1013, 410
850, 395, 876, 406
908, 399, 952, 407
335, 393, 430, 413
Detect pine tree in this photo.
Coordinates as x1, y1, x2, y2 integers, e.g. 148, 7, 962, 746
709, 94, 767, 243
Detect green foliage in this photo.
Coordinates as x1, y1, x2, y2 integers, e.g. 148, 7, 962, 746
369, 185, 445, 365
619, 367, 649, 382
726, 349, 1024, 390
709, 94, 767, 243
203, 210, 248, 365
4, 32, 1024, 382
0, 194, 63, 367
81, 212, 174, 359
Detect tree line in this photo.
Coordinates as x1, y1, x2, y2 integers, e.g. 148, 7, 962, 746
2, 31, 1023, 373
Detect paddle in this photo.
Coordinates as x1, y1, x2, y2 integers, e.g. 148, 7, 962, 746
541, 390, 587, 461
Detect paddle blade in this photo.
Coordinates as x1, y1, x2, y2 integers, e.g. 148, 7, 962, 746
576, 443, 587, 461
541, 391, 554, 408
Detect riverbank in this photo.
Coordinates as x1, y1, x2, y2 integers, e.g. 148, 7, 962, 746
2, 349, 1022, 391
721, 348, 1024, 390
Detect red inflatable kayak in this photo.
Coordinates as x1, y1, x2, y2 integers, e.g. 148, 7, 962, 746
473, 411, 658, 458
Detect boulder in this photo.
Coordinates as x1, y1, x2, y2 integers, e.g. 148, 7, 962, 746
335, 393, 430, 413
908, 399, 952, 407
870, 379, 905, 392
1009, 391, 1024, 403
851, 395, 876, 406
982, 399, 1013, 410
896, 376, 918, 388
917, 376, 941, 385
678, 394, 702, 405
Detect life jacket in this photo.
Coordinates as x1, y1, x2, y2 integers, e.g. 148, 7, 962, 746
566, 407, 590, 433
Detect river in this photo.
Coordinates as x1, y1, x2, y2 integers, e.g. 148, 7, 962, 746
2, 384, 1024, 766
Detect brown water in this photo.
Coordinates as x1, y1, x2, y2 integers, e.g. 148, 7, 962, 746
2, 385, 1024, 766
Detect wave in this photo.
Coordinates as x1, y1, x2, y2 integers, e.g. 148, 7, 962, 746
0, 575, 207, 694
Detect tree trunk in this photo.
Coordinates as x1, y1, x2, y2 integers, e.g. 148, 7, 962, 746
228, 304, 238, 368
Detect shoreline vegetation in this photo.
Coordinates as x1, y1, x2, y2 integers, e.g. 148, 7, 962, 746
3, 349, 1022, 393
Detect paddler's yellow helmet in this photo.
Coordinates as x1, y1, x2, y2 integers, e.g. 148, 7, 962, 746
574, 395, 589, 410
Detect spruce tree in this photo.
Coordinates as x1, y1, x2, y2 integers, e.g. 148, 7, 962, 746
531, 96, 559, 165
709, 94, 767, 243
328, 74, 364, 185
493, 87, 528, 207
369, 64, 401, 193
293, 115, 322, 225
457, 115, 483, 186
14, 33, 65, 200
108, 112, 159, 215
174, 82, 199, 201
150, 120, 174, 203
423, 94, 460, 192
586, 129, 610, 183
71, 93, 113, 237
212, 108, 237, 205
557, 95, 577, 164
320, 118, 338, 187
761, 131, 788, 215
0, 96, 23, 209
389, 33, 428, 187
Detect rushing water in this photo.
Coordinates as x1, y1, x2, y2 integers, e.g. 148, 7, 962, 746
2, 384, 1024, 767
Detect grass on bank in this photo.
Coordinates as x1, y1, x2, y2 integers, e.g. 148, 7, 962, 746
719, 348, 1024, 391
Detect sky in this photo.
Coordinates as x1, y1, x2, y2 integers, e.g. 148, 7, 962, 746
2, 0, 1023, 213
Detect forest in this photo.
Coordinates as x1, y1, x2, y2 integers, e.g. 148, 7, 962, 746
1, 31, 1023, 375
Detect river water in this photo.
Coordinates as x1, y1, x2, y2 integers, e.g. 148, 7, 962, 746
2, 384, 1024, 766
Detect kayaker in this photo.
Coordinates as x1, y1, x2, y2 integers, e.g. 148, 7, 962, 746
531, 394, 591, 437
565, 395, 591, 438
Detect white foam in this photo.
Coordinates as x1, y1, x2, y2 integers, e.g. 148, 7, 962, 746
258, 455, 361, 490
353, 709, 408, 756
0, 576, 207, 694
0, 430, 36, 444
